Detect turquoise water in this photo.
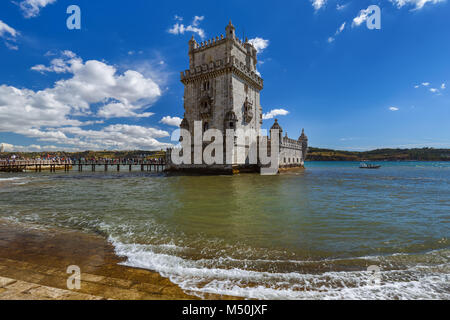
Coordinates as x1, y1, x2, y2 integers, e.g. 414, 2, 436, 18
0, 161, 449, 299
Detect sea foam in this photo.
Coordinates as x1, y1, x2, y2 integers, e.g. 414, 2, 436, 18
110, 238, 450, 300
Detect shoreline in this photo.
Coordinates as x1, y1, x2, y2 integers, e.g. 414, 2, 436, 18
0, 220, 239, 300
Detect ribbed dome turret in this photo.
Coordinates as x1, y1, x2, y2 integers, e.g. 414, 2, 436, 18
299, 128, 307, 141
270, 119, 283, 132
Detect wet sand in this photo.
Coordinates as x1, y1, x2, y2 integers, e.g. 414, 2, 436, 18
0, 220, 238, 300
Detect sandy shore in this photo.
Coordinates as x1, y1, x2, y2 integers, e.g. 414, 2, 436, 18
0, 220, 238, 300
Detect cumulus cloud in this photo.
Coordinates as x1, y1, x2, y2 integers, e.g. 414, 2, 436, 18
441, 83, 446, 89
0, 51, 171, 151
168, 15, 206, 39
31, 50, 80, 73
0, 142, 66, 152
56, 125, 172, 150
311, 0, 327, 10
389, 106, 399, 111
160, 116, 182, 127
18, 0, 57, 18
248, 37, 270, 53
0, 20, 19, 50
263, 109, 290, 120
28, 51, 161, 118
430, 88, 439, 93
389, 0, 445, 10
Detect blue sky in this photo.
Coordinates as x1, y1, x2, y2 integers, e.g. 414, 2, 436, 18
0, 0, 449, 152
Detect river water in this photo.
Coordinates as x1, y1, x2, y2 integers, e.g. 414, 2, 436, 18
0, 161, 448, 299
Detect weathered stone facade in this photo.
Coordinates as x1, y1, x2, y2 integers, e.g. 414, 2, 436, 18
166, 22, 308, 174
270, 120, 309, 169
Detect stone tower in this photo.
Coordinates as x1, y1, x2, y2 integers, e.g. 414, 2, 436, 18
179, 21, 263, 167
167, 21, 308, 174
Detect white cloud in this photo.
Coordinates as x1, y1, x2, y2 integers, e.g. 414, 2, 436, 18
192, 16, 204, 26
0, 51, 171, 151
56, 125, 172, 150
248, 37, 270, 53
337, 3, 349, 10
28, 51, 161, 118
0, 20, 18, 38
328, 22, 346, 43
18, 0, 57, 18
389, 106, 399, 111
263, 109, 290, 120
311, 0, 327, 10
97, 103, 155, 119
0, 142, 69, 152
0, 20, 19, 50
160, 116, 182, 127
5, 42, 19, 50
352, 8, 371, 27
31, 50, 80, 73
389, 0, 446, 10
415, 82, 445, 94
168, 15, 206, 39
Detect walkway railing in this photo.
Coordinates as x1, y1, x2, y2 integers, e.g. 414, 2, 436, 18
0, 159, 166, 173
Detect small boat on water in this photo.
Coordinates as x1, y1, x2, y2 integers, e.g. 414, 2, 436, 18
359, 162, 381, 169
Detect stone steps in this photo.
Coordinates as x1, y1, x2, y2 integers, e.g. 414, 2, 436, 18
0, 257, 177, 300
0, 276, 103, 300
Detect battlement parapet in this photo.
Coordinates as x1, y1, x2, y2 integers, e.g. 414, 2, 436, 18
281, 137, 303, 150
190, 34, 254, 54
181, 55, 263, 89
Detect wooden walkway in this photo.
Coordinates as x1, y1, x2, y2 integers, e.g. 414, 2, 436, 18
0, 160, 166, 173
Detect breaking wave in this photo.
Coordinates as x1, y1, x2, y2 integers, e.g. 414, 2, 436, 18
111, 238, 450, 300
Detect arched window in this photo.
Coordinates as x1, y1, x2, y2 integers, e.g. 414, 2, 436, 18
224, 111, 237, 130
203, 122, 209, 132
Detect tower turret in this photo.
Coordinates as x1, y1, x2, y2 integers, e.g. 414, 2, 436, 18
225, 20, 235, 39
244, 39, 258, 71
270, 119, 283, 143
299, 128, 308, 158
188, 35, 197, 51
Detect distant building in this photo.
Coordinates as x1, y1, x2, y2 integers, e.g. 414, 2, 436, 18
0, 144, 4, 153
166, 21, 308, 174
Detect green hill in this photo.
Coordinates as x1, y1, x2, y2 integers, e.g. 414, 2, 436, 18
306, 147, 450, 161
1, 148, 449, 162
